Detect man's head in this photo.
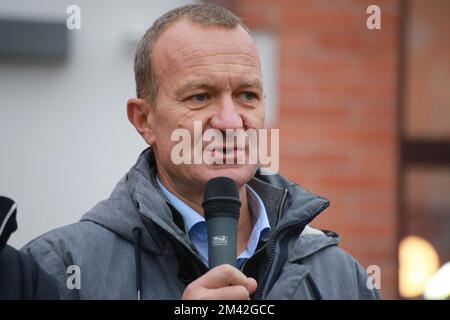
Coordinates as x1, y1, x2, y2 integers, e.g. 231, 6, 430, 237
127, 4, 264, 200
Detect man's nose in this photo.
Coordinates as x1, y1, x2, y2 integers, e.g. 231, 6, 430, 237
209, 95, 243, 130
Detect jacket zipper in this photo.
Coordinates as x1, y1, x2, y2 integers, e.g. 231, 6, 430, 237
241, 188, 289, 276
252, 188, 288, 300
241, 188, 289, 274
253, 193, 329, 300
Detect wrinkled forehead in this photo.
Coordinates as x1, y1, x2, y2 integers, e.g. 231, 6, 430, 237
152, 19, 261, 77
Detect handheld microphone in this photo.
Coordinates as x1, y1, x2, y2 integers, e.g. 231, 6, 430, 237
202, 177, 241, 269
0, 196, 17, 251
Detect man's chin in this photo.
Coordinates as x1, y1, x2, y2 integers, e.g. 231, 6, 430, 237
199, 164, 257, 187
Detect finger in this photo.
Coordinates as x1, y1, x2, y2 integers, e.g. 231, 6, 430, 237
198, 264, 249, 289
204, 285, 251, 300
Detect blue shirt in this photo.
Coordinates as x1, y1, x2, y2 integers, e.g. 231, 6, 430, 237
157, 176, 271, 268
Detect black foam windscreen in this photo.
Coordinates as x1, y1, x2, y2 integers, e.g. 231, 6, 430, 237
203, 176, 239, 201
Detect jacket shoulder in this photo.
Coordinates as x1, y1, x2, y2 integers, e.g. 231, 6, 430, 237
20, 220, 111, 299
21, 220, 108, 257
304, 244, 382, 299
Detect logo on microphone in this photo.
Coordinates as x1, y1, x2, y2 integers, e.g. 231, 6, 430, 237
212, 235, 228, 246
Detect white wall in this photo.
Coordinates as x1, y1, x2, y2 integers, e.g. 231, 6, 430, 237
0, 0, 194, 248
0, 0, 278, 249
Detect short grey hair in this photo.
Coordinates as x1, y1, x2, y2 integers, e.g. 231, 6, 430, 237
134, 3, 250, 106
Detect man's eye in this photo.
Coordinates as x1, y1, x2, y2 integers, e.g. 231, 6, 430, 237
240, 92, 257, 101
190, 94, 210, 102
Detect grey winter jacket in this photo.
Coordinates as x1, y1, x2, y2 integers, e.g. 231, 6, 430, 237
21, 147, 381, 300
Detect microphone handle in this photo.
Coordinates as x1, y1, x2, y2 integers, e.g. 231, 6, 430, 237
206, 216, 238, 269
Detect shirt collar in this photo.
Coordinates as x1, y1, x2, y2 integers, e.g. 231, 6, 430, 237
156, 176, 204, 233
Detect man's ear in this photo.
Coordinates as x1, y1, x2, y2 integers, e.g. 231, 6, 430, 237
127, 98, 156, 145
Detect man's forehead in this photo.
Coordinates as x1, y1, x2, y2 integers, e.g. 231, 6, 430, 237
153, 19, 260, 72
156, 18, 256, 49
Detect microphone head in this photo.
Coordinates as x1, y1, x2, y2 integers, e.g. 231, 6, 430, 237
0, 196, 18, 251
203, 176, 239, 201
202, 177, 241, 220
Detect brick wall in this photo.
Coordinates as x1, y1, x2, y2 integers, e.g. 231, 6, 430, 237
403, 0, 450, 287
227, 0, 400, 298
405, 0, 450, 139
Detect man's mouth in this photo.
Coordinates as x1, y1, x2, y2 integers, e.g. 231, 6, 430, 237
209, 146, 246, 162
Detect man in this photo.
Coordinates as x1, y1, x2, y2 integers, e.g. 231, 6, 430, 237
22, 4, 381, 300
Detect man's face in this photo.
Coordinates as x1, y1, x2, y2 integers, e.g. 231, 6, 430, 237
149, 19, 264, 193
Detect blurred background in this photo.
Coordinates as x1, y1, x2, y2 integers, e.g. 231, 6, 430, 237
0, 0, 449, 299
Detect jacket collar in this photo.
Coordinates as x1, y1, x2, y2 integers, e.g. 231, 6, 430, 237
132, 147, 331, 238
